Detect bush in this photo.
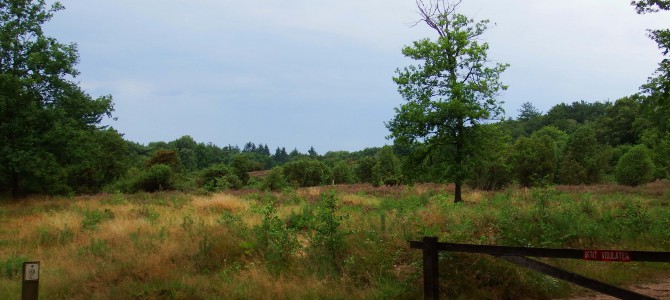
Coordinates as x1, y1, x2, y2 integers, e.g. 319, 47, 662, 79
331, 161, 356, 184
354, 156, 377, 184
615, 145, 655, 186
261, 167, 288, 191
1, 255, 28, 279
254, 197, 299, 274
511, 136, 557, 187
134, 164, 174, 192
372, 146, 401, 187
283, 159, 330, 187
308, 191, 347, 274
82, 208, 115, 230
198, 163, 243, 191
146, 149, 183, 172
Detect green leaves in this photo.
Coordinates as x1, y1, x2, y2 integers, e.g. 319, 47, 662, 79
387, 1, 507, 202
1, 0, 116, 197
615, 145, 655, 186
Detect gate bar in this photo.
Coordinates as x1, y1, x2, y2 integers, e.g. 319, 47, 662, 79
497, 255, 656, 300
409, 241, 670, 262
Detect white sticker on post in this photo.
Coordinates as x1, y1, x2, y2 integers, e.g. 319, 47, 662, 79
24, 262, 39, 281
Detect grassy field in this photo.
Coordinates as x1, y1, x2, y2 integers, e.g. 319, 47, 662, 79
1, 182, 669, 299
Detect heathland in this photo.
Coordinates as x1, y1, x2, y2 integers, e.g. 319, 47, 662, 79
1, 182, 669, 299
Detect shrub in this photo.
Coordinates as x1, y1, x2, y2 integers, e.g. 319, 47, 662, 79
146, 149, 183, 172
308, 191, 347, 274
198, 163, 242, 191
372, 146, 402, 187
254, 198, 299, 273
282, 159, 330, 187
1, 255, 27, 279
331, 161, 356, 184
82, 208, 115, 230
467, 124, 513, 190
559, 126, 609, 184
511, 136, 557, 187
261, 167, 288, 191
134, 164, 174, 192
354, 156, 377, 184
615, 145, 655, 186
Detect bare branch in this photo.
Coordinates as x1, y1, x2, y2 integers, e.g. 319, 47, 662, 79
413, 0, 465, 37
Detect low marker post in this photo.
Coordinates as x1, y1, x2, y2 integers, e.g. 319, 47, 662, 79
22, 261, 39, 300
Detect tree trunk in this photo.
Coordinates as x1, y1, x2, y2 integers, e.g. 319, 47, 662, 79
454, 118, 465, 203
11, 171, 20, 200
454, 182, 463, 203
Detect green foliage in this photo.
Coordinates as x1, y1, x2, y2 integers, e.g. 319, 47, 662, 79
615, 145, 655, 186
261, 167, 288, 191
79, 238, 109, 257
0, 0, 117, 197
135, 205, 160, 224
230, 154, 253, 185
37, 226, 74, 246
542, 101, 610, 133
308, 191, 347, 273
286, 204, 315, 231
1, 255, 27, 279
254, 197, 299, 273
372, 146, 402, 187
82, 208, 115, 230
63, 128, 129, 195
387, 1, 508, 202
192, 231, 246, 273
640, 128, 670, 179
633, 1, 670, 145
512, 102, 545, 137
198, 163, 242, 191
282, 159, 330, 187
559, 126, 609, 184
331, 161, 356, 184
354, 156, 377, 184
146, 150, 183, 173
598, 96, 645, 145
511, 135, 557, 187
467, 124, 513, 190
531, 126, 569, 151
134, 164, 174, 192
617, 202, 653, 234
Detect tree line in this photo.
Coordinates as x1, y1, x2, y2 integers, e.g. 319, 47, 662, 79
1, 0, 668, 199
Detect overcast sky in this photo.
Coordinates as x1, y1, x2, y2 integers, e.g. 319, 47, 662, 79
45, 1, 668, 153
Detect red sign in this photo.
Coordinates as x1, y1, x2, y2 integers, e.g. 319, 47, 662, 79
583, 250, 631, 262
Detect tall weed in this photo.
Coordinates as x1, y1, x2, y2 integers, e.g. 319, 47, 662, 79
308, 191, 348, 274
254, 196, 299, 274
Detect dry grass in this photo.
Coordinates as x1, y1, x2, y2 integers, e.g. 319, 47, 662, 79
1, 182, 669, 299
192, 193, 250, 213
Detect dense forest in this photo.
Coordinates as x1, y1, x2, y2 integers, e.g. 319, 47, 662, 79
1, 0, 669, 199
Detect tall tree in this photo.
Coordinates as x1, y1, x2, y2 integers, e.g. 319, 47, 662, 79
308, 146, 318, 158
633, 0, 670, 131
559, 126, 608, 184
0, 1, 116, 197
517, 102, 542, 121
387, 0, 508, 202
514, 102, 544, 137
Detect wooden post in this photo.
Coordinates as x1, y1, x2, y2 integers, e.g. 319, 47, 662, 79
22, 261, 39, 300
423, 236, 439, 300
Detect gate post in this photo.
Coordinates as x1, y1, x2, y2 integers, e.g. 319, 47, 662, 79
22, 261, 39, 300
422, 236, 439, 300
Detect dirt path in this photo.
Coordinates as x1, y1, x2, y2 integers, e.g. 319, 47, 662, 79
568, 277, 670, 299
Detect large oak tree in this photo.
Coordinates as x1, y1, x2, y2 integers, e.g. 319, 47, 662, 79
387, 0, 508, 202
